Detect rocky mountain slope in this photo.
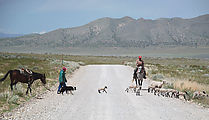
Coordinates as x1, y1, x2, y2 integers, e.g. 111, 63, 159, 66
0, 14, 209, 49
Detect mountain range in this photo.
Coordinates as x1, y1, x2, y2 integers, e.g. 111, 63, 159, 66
0, 32, 24, 38
0, 14, 209, 52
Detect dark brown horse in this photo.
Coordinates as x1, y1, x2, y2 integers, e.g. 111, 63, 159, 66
0, 69, 46, 94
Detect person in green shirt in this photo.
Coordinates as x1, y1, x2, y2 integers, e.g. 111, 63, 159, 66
57, 67, 67, 94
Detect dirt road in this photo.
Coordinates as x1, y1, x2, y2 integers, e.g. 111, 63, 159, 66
3, 65, 209, 120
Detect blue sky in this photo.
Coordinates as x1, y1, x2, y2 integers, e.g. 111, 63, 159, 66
0, 0, 209, 34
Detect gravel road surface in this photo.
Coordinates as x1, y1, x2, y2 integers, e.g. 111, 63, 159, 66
3, 65, 209, 120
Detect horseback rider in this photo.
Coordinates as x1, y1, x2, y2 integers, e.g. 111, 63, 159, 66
57, 67, 67, 94
133, 56, 146, 79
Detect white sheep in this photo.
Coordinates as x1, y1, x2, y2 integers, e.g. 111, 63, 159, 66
125, 85, 137, 93
148, 86, 155, 93
154, 88, 176, 97
165, 89, 179, 98
158, 88, 169, 97
150, 81, 166, 89
176, 91, 189, 101
192, 91, 208, 99
153, 88, 160, 96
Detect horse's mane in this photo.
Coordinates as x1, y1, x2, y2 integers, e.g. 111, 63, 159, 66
32, 71, 43, 78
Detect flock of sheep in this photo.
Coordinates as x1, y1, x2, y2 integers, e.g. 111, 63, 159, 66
148, 81, 209, 101
125, 80, 208, 101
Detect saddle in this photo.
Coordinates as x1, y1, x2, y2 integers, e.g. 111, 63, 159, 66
19, 68, 33, 76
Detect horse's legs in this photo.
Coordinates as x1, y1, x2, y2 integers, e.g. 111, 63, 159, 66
29, 82, 32, 94
140, 79, 143, 86
10, 83, 13, 91
13, 81, 18, 90
26, 88, 29, 95
10, 77, 14, 91
26, 87, 32, 95
30, 87, 32, 94
26, 83, 31, 95
137, 79, 140, 87
135, 78, 138, 87
139, 73, 143, 86
139, 79, 142, 90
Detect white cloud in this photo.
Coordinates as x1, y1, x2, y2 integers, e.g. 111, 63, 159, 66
39, 31, 46, 34
32, 31, 47, 34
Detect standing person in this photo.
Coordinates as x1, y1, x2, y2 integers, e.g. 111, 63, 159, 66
133, 56, 146, 79
57, 67, 67, 94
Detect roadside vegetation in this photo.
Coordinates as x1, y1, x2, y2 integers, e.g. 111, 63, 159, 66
0, 52, 209, 114
0, 53, 81, 114
143, 58, 209, 107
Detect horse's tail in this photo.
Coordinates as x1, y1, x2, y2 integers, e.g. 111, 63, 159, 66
0, 70, 12, 82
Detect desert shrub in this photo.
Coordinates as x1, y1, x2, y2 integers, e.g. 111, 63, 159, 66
152, 74, 164, 81
14, 84, 24, 97
8, 95, 19, 105
151, 70, 157, 74
0, 92, 10, 103
163, 83, 174, 89
32, 66, 39, 70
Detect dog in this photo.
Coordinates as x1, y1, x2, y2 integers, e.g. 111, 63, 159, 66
60, 85, 76, 95
125, 85, 137, 93
98, 86, 107, 93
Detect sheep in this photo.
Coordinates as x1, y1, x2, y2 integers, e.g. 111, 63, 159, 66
165, 89, 173, 97
150, 81, 166, 89
153, 88, 160, 96
148, 81, 166, 94
148, 86, 155, 93
171, 89, 179, 98
176, 91, 189, 101
158, 88, 169, 97
192, 91, 208, 99
125, 85, 137, 93
153, 88, 167, 96
165, 89, 179, 98
154, 88, 176, 97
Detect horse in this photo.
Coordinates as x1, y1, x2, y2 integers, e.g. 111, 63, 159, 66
134, 66, 144, 89
0, 69, 46, 94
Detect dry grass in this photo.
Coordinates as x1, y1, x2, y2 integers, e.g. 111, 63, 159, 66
173, 79, 209, 92
0, 53, 81, 114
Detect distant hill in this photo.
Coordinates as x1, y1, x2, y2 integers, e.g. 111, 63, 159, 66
0, 14, 209, 52
0, 32, 24, 38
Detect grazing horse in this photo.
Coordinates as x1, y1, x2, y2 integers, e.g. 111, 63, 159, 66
0, 69, 46, 94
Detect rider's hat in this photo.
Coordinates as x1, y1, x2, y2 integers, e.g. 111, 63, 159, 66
138, 56, 142, 59
62, 67, 67, 71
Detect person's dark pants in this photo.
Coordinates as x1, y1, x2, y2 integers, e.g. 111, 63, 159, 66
133, 67, 138, 78
57, 82, 66, 93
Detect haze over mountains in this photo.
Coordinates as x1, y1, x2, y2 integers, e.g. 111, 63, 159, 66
0, 32, 24, 38
0, 14, 209, 55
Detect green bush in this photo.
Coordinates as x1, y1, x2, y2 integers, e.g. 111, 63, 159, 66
14, 84, 24, 97
164, 83, 174, 89
152, 74, 164, 81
